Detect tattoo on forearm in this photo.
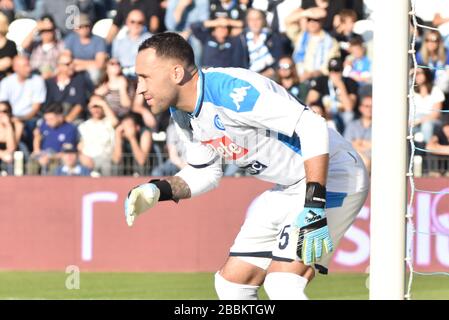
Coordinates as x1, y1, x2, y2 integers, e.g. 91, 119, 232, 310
166, 176, 191, 201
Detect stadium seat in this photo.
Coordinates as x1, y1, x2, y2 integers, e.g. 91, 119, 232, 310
6, 18, 37, 52
92, 18, 128, 40
353, 19, 374, 42
92, 18, 113, 38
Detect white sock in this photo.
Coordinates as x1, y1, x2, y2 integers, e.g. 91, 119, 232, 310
264, 272, 309, 300
214, 272, 259, 300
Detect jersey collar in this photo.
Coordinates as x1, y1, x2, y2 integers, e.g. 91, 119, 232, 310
190, 68, 205, 118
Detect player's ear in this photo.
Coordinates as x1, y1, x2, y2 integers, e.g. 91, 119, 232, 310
172, 64, 185, 84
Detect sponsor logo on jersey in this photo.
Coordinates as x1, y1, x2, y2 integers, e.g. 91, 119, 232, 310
240, 160, 267, 175
230, 86, 252, 111
214, 114, 225, 131
202, 136, 248, 160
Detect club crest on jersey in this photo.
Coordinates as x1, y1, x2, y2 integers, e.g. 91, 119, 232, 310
214, 114, 225, 131
202, 136, 248, 160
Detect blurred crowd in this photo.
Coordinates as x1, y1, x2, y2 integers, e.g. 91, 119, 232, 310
0, 0, 447, 177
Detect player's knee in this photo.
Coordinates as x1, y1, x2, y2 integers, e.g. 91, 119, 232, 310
214, 272, 259, 300
264, 272, 309, 300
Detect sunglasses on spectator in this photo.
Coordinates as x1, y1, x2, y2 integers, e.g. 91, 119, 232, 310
307, 17, 321, 22
279, 63, 292, 70
129, 20, 145, 25
79, 24, 91, 29
39, 28, 55, 33
425, 37, 439, 43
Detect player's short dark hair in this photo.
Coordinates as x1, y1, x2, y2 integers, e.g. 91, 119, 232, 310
138, 32, 195, 67
44, 102, 64, 115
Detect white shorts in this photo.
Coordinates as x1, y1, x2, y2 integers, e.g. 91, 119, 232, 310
229, 182, 369, 274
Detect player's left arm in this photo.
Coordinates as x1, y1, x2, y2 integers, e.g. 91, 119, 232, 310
124, 158, 222, 227
124, 118, 223, 227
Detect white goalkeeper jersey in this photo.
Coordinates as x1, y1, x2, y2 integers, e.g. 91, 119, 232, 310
171, 67, 368, 195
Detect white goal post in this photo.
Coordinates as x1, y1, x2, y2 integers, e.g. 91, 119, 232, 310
369, 0, 409, 299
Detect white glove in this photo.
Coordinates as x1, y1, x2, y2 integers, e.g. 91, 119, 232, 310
124, 183, 161, 227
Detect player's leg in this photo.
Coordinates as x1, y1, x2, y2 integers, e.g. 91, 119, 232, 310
215, 256, 266, 300
215, 188, 289, 300
264, 260, 315, 300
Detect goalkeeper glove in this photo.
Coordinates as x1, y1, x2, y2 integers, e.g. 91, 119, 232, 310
293, 182, 333, 265
124, 182, 161, 227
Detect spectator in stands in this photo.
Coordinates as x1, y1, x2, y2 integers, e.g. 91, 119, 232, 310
28, 103, 78, 175
0, 55, 46, 150
37, 0, 96, 37
45, 51, 91, 125
0, 0, 14, 22
330, 9, 359, 60
309, 99, 339, 132
112, 111, 152, 175
190, 17, 245, 68
343, 35, 372, 86
209, 0, 245, 21
413, 67, 445, 143
132, 93, 159, 131
287, 8, 340, 83
417, 30, 449, 94
164, 0, 209, 65
151, 118, 186, 176
0, 12, 17, 81
0, 100, 22, 145
94, 57, 133, 119
306, 57, 358, 132
239, 8, 291, 79
64, 13, 108, 86
14, 0, 34, 17
0, 100, 17, 174
106, 0, 161, 44
1, 0, 14, 17
302, 0, 363, 32
344, 94, 372, 174
54, 142, 91, 176
112, 9, 152, 79
21, 15, 64, 79
275, 55, 309, 103
209, 0, 246, 35
426, 117, 449, 176
78, 94, 117, 176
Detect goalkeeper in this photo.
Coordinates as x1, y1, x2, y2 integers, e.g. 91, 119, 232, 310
125, 32, 369, 300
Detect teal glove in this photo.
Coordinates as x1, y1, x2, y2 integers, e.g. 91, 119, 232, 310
125, 183, 160, 227
293, 182, 333, 265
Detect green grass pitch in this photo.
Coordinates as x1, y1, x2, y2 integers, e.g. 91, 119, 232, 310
0, 272, 448, 300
